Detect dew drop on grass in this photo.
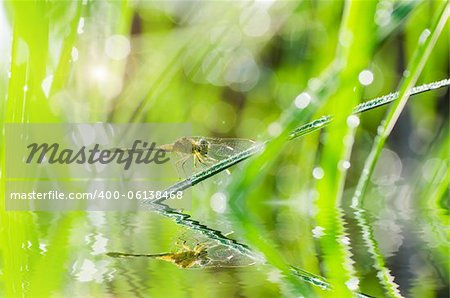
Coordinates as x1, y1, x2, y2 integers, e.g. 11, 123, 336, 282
268, 122, 282, 137
419, 29, 431, 45
312, 167, 324, 180
312, 226, 325, 238
338, 160, 351, 171
340, 236, 351, 245
308, 78, 321, 91
77, 17, 85, 34
41, 75, 53, 97
211, 192, 227, 214
346, 277, 360, 291
358, 69, 374, 86
294, 92, 311, 109
375, 9, 392, 26
377, 124, 384, 136
39, 243, 47, 255
347, 115, 360, 128
71, 47, 79, 62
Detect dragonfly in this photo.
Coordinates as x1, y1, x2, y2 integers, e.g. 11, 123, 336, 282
114, 137, 256, 176
106, 238, 261, 269
159, 137, 256, 170
106, 242, 209, 269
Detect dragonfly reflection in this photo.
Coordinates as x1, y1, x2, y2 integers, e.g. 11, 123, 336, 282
107, 242, 208, 269
106, 240, 259, 269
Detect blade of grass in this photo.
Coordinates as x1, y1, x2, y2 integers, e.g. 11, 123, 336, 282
351, 3, 449, 207
1, 2, 83, 296
313, 1, 378, 294
1, 1, 52, 296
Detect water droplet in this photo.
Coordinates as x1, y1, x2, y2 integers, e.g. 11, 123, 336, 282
23, 85, 28, 92
294, 92, 312, 109
312, 226, 325, 238
339, 160, 351, 171
346, 277, 359, 290
358, 69, 374, 86
77, 18, 85, 34
340, 236, 351, 245
375, 9, 392, 26
210, 192, 227, 213
312, 167, 324, 180
74, 259, 98, 282
347, 115, 360, 128
91, 233, 108, 255
41, 75, 53, 97
268, 122, 282, 137
418, 29, 431, 45
71, 47, 79, 62
307, 78, 321, 91
39, 243, 47, 255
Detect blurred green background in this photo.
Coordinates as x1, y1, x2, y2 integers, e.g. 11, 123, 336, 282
0, 1, 448, 297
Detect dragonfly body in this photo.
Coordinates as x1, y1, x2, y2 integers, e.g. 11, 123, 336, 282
107, 234, 263, 269
159, 137, 211, 166
113, 136, 256, 176
107, 243, 208, 269
159, 137, 255, 170
157, 247, 208, 268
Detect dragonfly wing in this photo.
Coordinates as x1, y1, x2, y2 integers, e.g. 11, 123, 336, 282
203, 245, 260, 267
201, 138, 256, 160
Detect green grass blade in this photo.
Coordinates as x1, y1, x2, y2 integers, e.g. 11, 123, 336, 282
351, 3, 449, 207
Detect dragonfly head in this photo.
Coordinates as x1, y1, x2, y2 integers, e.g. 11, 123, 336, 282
197, 138, 210, 155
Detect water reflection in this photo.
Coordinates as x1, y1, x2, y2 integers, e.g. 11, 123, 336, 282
107, 237, 260, 269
